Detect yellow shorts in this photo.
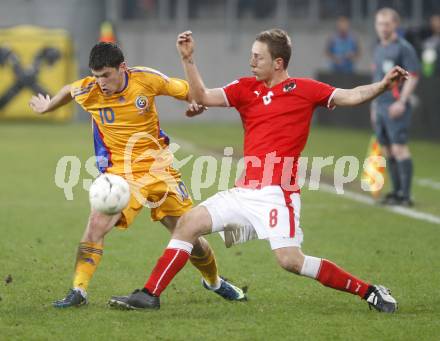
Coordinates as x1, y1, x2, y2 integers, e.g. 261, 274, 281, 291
115, 167, 193, 229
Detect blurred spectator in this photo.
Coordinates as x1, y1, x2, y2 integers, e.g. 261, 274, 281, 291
421, 14, 440, 77
325, 16, 360, 73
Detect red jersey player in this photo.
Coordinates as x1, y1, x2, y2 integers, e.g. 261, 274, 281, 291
109, 29, 408, 312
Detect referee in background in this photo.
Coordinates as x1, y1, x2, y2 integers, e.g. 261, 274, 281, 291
372, 8, 420, 206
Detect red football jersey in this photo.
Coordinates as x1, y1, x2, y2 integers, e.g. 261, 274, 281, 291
222, 77, 336, 190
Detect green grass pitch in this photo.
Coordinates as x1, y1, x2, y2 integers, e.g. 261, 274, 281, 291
0, 121, 439, 340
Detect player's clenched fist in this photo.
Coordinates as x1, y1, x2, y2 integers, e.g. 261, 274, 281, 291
185, 100, 207, 117
176, 31, 195, 60
382, 65, 409, 89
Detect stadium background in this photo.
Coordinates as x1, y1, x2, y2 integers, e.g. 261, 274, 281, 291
1, 1, 440, 340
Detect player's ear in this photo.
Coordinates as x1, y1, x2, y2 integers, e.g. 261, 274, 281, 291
119, 62, 128, 72
274, 57, 284, 71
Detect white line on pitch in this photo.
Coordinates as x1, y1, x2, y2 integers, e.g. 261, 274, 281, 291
317, 182, 440, 225
416, 178, 440, 191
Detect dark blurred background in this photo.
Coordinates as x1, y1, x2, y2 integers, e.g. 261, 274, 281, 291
0, 0, 439, 139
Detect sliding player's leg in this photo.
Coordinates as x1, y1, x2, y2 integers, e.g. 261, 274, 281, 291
108, 206, 211, 310
108, 189, 250, 310
267, 187, 397, 313
159, 213, 221, 290
159, 215, 246, 302
272, 244, 397, 313
150, 177, 245, 300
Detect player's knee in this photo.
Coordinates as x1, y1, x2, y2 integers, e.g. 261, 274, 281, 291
175, 211, 199, 238
276, 253, 303, 274
175, 207, 211, 238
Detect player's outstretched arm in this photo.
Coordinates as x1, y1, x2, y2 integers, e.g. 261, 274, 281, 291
177, 31, 227, 108
331, 66, 409, 107
29, 84, 72, 114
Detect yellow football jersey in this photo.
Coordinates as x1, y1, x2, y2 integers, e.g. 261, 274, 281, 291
70, 66, 189, 175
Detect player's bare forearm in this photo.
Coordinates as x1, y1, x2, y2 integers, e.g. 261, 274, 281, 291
181, 56, 208, 104
177, 31, 227, 107
333, 81, 387, 107
48, 85, 73, 111
181, 57, 227, 107
29, 84, 72, 114
332, 65, 409, 107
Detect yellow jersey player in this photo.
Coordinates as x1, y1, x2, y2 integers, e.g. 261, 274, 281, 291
29, 42, 246, 308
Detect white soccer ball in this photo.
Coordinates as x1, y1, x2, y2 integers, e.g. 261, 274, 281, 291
89, 174, 130, 215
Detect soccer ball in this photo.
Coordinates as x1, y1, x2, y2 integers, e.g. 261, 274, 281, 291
89, 173, 130, 215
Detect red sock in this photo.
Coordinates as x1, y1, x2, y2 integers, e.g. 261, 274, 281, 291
317, 259, 371, 298
144, 240, 193, 296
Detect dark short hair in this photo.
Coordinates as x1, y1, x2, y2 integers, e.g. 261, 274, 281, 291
256, 29, 292, 69
88, 42, 124, 70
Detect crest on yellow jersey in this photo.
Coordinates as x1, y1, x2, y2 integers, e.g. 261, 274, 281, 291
135, 95, 149, 113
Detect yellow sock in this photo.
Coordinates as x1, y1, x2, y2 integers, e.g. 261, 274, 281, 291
72, 242, 103, 291
190, 244, 220, 287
